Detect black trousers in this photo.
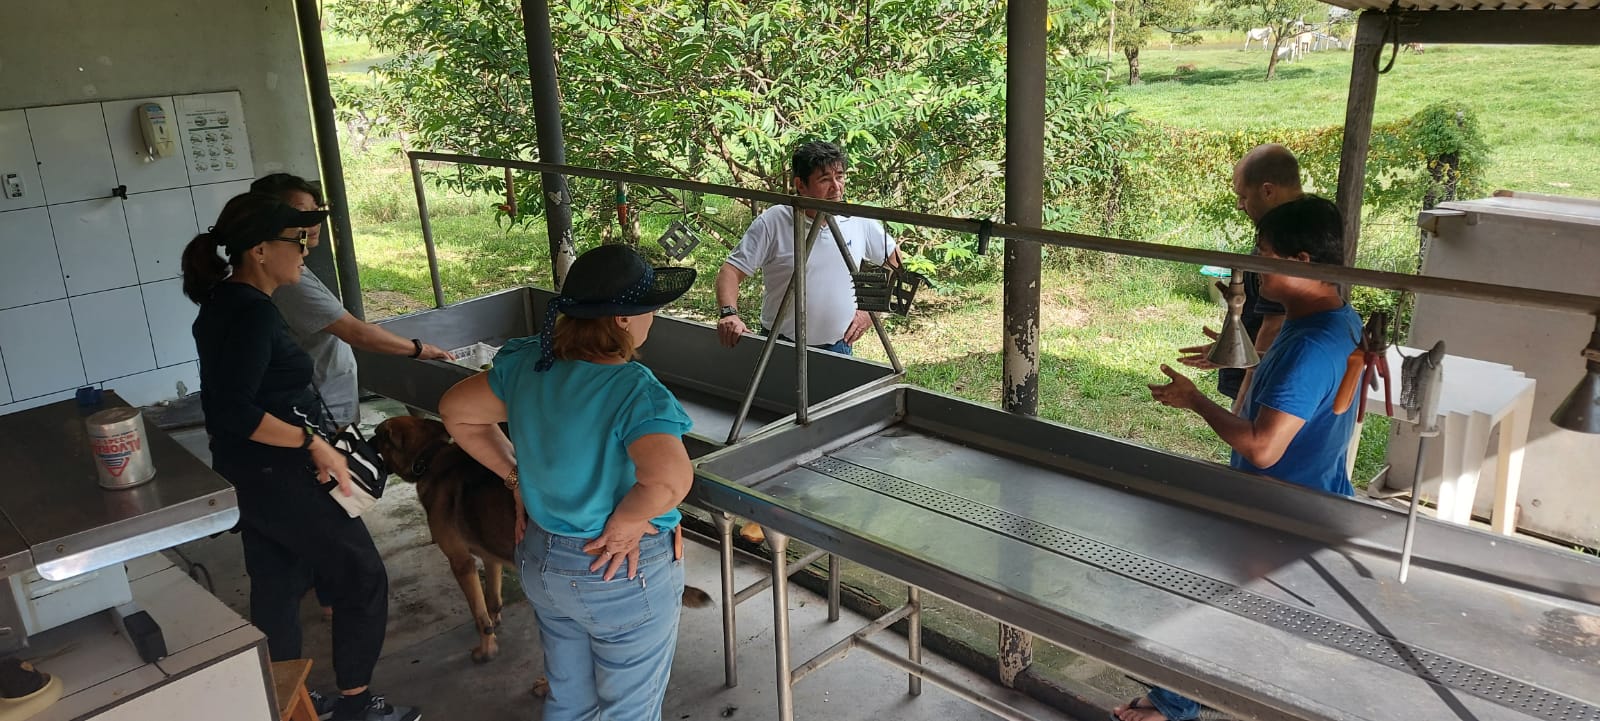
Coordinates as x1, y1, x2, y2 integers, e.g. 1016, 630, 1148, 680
216, 453, 389, 691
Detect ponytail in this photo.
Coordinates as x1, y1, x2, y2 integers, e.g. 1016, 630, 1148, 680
181, 232, 231, 304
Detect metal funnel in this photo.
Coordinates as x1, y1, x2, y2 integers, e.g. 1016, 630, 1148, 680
1551, 320, 1600, 433
1206, 269, 1260, 369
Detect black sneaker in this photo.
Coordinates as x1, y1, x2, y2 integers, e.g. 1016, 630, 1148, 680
331, 694, 420, 721
307, 690, 338, 720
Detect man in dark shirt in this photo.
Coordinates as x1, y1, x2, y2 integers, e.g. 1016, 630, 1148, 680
1181, 144, 1303, 408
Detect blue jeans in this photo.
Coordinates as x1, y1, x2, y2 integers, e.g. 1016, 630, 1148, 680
517, 526, 684, 721
765, 328, 853, 355
1143, 686, 1202, 721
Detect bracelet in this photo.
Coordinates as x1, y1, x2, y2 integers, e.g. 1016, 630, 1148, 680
409, 338, 423, 358
299, 425, 316, 450
503, 466, 519, 491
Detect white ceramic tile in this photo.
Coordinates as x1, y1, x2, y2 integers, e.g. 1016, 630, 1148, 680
174, 92, 253, 184
0, 300, 86, 400
50, 198, 138, 296
125, 189, 199, 283
25, 103, 117, 205
102, 360, 199, 406
71, 287, 157, 383
0, 110, 45, 213
103, 96, 193, 194
0, 389, 77, 418
0, 207, 68, 310
189, 179, 254, 231
141, 278, 200, 368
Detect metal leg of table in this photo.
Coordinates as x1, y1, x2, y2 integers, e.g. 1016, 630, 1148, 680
907, 585, 923, 696
827, 554, 841, 623
714, 512, 738, 688
770, 531, 796, 721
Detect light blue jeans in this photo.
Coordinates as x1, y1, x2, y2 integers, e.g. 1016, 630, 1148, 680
517, 525, 684, 721
1142, 686, 1202, 721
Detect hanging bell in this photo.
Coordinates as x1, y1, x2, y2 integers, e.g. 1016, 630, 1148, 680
1206, 269, 1261, 369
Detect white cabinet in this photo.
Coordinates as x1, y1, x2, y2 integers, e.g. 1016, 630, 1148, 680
72, 287, 158, 383
125, 188, 199, 283
26, 103, 118, 205
0, 208, 68, 310
50, 198, 138, 296
142, 278, 199, 368
104, 96, 194, 194
0, 110, 46, 213
0, 300, 86, 400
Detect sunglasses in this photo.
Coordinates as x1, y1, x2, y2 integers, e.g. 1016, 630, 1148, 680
272, 229, 310, 251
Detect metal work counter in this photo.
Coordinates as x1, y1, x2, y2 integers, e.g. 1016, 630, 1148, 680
356, 286, 898, 452
693, 386, 1600, 721
0, 392, 239, 581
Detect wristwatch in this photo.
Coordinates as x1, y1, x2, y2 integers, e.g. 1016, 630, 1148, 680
299, 425, 316, 450
408, 338, 423, 358
503, 466, 519, 491
718, 306, 739, 319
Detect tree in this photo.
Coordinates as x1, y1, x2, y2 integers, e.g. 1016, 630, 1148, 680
329, 0, 1133, 274
1111, 0, 1202, 85
1213, 0, 1321, 80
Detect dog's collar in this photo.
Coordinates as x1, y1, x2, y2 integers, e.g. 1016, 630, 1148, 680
409, 439, 453, 479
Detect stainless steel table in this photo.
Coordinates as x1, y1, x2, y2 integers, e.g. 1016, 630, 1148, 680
693, 385, 1600, 721
0, 392, 239, 581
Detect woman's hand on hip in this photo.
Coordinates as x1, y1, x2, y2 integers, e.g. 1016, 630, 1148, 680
309, 438, 354, 497
582, 515, 660, 581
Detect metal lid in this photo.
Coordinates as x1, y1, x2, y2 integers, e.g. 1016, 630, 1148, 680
86, 407, 141, 425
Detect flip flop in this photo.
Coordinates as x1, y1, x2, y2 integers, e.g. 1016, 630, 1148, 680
1110, 696, 1154, 721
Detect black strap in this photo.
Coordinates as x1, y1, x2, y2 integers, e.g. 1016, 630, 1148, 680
976, 218, 994, 256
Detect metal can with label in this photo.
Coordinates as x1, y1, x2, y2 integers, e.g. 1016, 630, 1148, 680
86, 408, 156, 489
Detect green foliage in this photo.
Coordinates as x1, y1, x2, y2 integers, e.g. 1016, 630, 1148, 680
329, 0, 1133, 281
1211, 0, 1322, 79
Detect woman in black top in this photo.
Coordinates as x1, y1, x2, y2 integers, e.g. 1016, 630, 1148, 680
182, 192, 419, 721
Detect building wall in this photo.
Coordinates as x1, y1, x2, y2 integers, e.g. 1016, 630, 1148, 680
0, 0, 332, 413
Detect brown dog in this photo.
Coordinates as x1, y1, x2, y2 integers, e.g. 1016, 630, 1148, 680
372, 417, 712, 678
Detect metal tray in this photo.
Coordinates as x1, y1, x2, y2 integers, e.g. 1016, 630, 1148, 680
693, 384, 1600, 721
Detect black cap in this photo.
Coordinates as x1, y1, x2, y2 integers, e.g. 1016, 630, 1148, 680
557, 244, 696, 319
213, 195, 328, 256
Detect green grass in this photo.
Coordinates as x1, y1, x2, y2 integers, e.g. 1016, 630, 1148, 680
1118, 43, 1600, 197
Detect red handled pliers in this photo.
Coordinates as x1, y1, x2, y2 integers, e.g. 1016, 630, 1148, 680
1358, 313, 1394, 423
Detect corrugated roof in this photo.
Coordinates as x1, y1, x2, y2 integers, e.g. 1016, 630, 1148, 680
1321, 0, 1599, 10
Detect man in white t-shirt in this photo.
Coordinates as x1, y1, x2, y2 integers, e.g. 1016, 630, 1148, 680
715, 141, 898, 355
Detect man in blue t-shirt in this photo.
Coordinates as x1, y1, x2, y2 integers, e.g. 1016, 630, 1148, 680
1127, 195, 1361, 721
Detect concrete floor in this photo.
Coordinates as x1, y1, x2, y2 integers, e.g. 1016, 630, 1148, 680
166, 400, 1084, 721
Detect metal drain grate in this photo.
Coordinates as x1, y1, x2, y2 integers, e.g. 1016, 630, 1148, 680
803, 456, 1599, 721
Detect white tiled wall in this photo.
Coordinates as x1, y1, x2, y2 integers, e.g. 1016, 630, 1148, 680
0, 207, 67, 309
125, 188, 199, 283
0, 110, 45, 213
0, 92, 252, 414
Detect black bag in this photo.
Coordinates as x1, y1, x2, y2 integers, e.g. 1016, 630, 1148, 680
310, 391, 389, 517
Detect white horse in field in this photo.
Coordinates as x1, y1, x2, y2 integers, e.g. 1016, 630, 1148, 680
1243, 27, 1273, 50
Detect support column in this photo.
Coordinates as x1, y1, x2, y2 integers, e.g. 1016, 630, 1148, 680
520, 0, 578, 288
1335, 11, 1387, 268
294, 0, 364, 318
999, 0, 1046, 688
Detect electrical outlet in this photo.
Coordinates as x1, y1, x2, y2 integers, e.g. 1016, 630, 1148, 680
2, 173, 21, 199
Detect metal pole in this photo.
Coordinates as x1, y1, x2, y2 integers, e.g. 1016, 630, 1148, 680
770, 531, 795, 721
408, 157, 446, 309
1399, 436, 1429, 583
823, 215, 905, 374
999, 0, 1047, 688
853, 641, 1049, 721
907, 585, 923, 696
519, 0, 578, 288
794, 207, 811, 425
403, 152, 1600, 317
293, 0, 364, 319
827, 554, 841, 623
726, 214, 826, 444
714, 512, 739, 687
